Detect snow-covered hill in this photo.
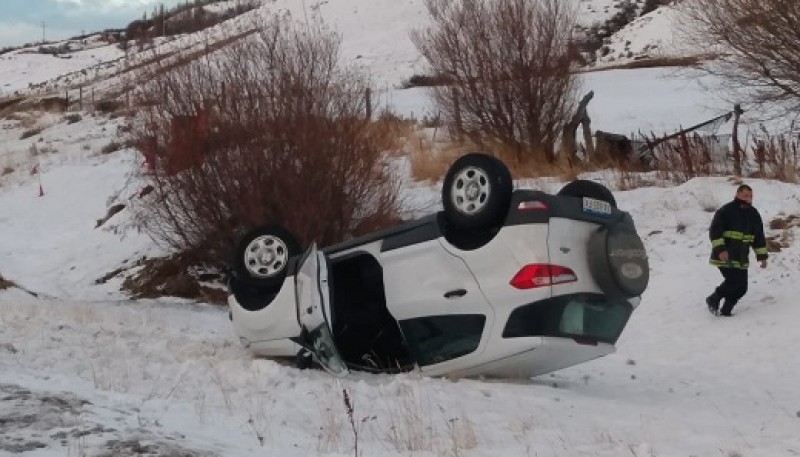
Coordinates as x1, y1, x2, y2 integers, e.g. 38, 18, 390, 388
2, 1, 800, 456
0, 0, 686, 100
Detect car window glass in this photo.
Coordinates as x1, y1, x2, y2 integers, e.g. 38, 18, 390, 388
503, 294, 632, 344
400, 315, 485, 366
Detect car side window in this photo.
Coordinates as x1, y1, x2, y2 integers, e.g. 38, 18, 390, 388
399, 315, 485, 366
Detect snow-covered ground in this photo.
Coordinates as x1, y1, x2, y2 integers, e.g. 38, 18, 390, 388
2, 1, 800, 456
2, 82, 800, 457
2, 142, 800, 456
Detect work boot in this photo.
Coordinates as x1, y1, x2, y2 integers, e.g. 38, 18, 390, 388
706, 292, 721, 315
719, 299, 736, 317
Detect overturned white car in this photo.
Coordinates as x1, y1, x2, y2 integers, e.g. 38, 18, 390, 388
228, 153, 649, 378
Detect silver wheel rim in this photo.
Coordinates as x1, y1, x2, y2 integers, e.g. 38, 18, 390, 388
451, 166, 491, 216
243, 235, 289, 279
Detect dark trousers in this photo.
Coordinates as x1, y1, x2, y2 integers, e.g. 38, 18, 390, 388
715, 267, 749, 307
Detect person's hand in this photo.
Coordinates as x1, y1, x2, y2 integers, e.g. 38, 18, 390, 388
719, 251, 729, 262
760, 259, 767, 269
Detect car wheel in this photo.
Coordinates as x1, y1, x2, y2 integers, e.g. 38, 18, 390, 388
233, 225, 302, 290
588, 220, 649, 298
442, 153, 513, 232
557, 180, 617, 208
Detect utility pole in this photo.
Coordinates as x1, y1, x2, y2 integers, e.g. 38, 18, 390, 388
41, 22, 46, 43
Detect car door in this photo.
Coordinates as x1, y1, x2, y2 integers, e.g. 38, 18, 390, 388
295, 243, 349, 377
380, 238, 493, 373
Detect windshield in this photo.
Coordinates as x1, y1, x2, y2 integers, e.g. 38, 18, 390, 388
502, 293, 633, 344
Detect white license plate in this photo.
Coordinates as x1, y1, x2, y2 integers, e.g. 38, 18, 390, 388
582, 197, 612, 215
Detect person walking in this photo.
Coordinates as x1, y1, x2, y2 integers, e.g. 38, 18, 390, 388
706, 184, 768, 316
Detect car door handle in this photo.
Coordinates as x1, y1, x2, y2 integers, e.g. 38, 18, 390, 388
444, 289, 467, 299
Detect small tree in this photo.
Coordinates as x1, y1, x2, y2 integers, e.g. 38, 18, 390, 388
130, 15, 400, 266
411, 0, 582, 164
680, 0, 800, 120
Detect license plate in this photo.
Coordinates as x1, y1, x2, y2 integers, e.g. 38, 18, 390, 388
582, 197, 612, 216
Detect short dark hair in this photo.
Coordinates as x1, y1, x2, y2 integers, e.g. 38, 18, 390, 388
737, 184, 752, 193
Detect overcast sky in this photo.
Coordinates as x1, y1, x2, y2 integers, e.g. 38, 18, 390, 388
0, 0, 186, 48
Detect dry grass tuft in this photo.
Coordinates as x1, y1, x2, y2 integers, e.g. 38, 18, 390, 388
0, 274, 18, 290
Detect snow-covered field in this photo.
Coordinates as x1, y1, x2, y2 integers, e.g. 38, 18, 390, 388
2, 138, 800, 456
2, 1, 800, 456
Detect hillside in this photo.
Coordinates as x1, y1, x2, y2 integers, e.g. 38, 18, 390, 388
2, 1, 800, 456
0, 0, 685, 100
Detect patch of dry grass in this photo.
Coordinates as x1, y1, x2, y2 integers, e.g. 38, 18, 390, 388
0, 274, 18, 290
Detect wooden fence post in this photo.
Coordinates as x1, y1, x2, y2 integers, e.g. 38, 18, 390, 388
365, 88, 372, 120
732, 104, 744, 176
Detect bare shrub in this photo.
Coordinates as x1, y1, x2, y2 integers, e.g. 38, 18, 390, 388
100, 141, 123, 154
0, 274, 17, 290
411, 0, 582, 165
20, 127, 43, 139
64, 113, 82, 124
641, 132, 722, 183
679, 0, 800, 117
94, 100, 124, 114
748, 129, 799, 183
130, 15, 400, 266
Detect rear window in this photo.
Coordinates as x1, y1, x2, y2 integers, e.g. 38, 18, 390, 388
503, 294, 633, 344
400, 315, 485, 366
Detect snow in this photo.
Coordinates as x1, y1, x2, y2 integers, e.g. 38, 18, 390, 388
0, 39, 125, 97
2, 1, 800, 456
593, 5, 699, 67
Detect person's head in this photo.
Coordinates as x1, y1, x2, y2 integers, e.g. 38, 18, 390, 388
736, 184, 753, 205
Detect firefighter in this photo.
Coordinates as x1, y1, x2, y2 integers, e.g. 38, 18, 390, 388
706, 184, 768, 316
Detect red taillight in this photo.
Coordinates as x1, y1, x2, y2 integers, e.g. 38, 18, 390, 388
510, 264, 577, 289
517, 200, 549, 211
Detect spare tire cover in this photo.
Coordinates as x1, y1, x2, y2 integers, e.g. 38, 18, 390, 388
588, 221, 649, 298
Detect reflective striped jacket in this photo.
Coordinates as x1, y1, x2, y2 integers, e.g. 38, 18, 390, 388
709, 198, 768, 269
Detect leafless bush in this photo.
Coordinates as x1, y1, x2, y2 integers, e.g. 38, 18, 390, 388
94, 100, 124, 114
748, 128, 799, 182
412, 0, 582, 164
130, 15, 401, 266
639, 132, 725, 183
100, 141, 123, 154
0, 274, 17, 290
64, 113, 82, 124
20, 127, 43, 139
679, 0, 800, 118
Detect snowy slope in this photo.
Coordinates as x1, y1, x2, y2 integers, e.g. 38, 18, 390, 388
2, 165, 800, 456
594, 4, 698, 66
0, 0, 686, 100
2, 1, 799, 456
2, 71, 800, 456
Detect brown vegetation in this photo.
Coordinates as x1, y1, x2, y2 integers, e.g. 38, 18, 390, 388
411, 0, 581, 165
0, 274, 17, 290
120, 255, 227, 304
130, 15, 401, 267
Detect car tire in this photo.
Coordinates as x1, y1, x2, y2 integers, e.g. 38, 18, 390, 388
233, 225, 302, 290
442, 153, 513, 232
557, 180, 617, 208
588, 220, 649, 298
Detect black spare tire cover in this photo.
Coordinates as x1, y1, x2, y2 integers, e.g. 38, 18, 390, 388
588, 220, 649, 298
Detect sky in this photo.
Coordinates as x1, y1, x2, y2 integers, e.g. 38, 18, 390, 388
0, 0, 186, 48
